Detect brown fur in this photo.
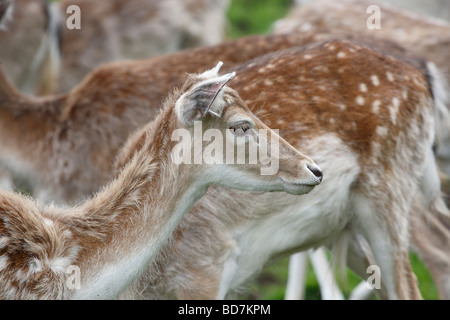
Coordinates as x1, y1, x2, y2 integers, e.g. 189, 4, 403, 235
274, 0, 450, 299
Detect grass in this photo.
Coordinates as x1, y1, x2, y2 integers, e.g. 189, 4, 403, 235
227, 0, 440, 300
236, 253, 439, 300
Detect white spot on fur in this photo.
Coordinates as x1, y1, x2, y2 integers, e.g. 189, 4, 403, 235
329, 118, 335, 124
339, 104, 346, 111
304, 54, 313, 59
43, 218, 54, 226
264, 80, 273, 86
356, 96, 365, 106
372, 100, 381, 114
337, 51, 346, 59
370, 75, 380, 86
402, 90, 408, 100
386, 72, 394, 82
359, 83, 368, 92
29, 258, 43, 274
389, 98, 400, 124
376, 126, 388, 137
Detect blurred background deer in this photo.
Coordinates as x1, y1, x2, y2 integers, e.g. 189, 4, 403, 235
0, 0, 230, 96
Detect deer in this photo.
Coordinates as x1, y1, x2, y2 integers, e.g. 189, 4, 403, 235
0, 0, 230, 96
55, 0, 231, 94
106, 39, 445, 300
0, 62, 323, 299
1, 26, 447, 298
272, 0, 450, 299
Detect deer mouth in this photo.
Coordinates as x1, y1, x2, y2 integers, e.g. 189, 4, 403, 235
280, 177, 317, 195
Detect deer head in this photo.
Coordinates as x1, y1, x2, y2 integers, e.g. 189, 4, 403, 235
170, 62, 323, 195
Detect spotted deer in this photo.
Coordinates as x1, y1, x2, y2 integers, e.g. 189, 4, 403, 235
0, 63, 322, 299
273, 0, 450, 92
273, 0, 450, 299
110, 39, 445, 300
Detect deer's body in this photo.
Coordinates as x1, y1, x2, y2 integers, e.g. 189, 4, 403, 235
274, 0, 450, 89
117, 40, 440, 300
0, 64, 321, 299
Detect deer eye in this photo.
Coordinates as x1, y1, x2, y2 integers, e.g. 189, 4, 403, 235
230, 121, 253, 137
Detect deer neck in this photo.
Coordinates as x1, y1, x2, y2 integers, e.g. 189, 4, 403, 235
65, 106, 208, 299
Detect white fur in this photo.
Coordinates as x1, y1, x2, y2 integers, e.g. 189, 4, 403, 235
220, 134, 360, 295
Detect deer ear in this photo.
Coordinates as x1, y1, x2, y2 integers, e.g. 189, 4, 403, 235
177, 63, 235, 126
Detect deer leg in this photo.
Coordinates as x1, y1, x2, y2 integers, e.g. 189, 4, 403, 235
352, 193, 422, 300
285, 251, 308, 300
410, 195, 450, 299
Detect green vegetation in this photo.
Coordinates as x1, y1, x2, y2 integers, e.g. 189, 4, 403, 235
237, 253, 438, 300
227, 0, 293, 39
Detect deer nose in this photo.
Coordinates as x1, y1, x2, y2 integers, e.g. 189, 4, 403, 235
307, 163, 323, 182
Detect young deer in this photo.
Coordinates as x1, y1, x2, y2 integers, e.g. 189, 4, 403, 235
114, 40, 443, 300
273, 0, 450, 299
0, 63, 322, 299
